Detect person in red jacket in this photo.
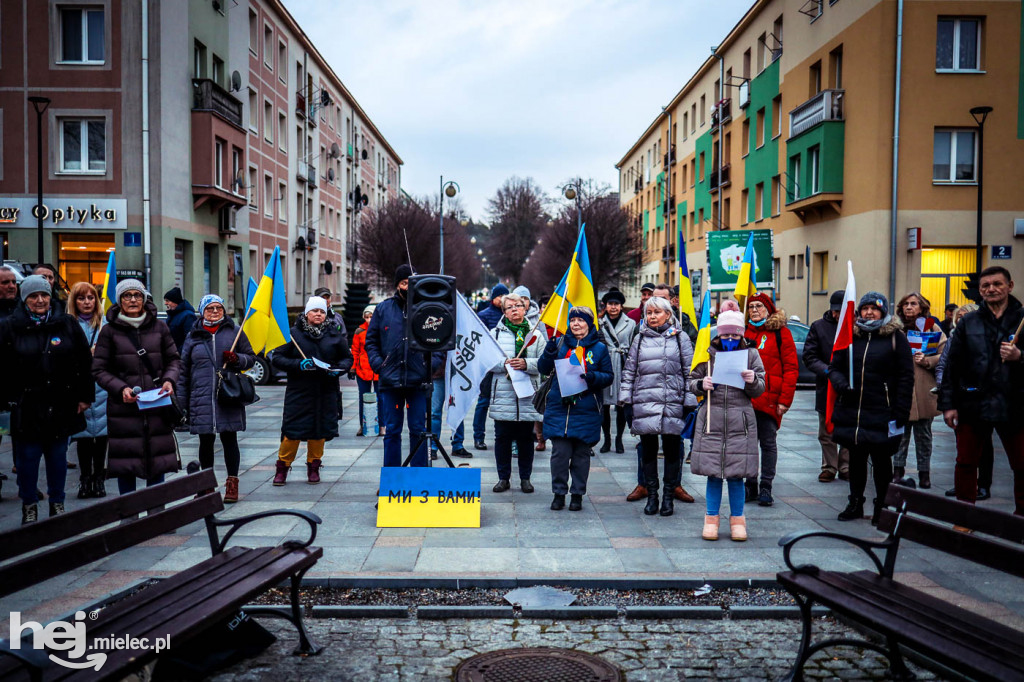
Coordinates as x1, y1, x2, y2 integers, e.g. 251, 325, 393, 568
743, 292, 798, 506
350, 305, 380, 436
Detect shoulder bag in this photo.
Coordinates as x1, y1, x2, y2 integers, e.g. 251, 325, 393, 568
532, 338, 563, 414
128, 329, 188, 427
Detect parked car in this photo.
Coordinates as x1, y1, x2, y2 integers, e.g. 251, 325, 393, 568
709, 321, 814, 386
244, 350, 286, 386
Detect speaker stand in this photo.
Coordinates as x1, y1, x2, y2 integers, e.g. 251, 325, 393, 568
401, 352, 456, 469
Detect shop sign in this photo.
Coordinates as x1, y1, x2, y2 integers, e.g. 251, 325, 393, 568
705, 229, 775, 291
0, 198, 127, 230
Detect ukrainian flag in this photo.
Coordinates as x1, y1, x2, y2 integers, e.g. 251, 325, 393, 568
377, 467, 481, 528
677, 224, 697, 326
691, 290, 712, 371
733, 232, 758, 303
101, 251, 117, 314
539, 225, 598, 334
242, 246, 291, 353
245, 276, 259, 310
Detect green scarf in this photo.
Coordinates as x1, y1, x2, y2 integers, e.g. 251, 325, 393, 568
503, 318, 531, 356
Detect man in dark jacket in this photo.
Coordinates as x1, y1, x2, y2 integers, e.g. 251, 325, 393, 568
472, 283, 509, 450
0, 265, 18, 320
803, 291, 850, 482
627, 283, 656, 324
939, 266, 1024, 515
164, 287, 196, 352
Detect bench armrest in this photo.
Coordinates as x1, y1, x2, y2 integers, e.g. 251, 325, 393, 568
778, 530, 896, 577
207, 509, 322, 554
0, 639, 51, 680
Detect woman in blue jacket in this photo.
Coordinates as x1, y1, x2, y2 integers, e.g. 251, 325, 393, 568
68, 282, 109, 499
538, 306, 614, 512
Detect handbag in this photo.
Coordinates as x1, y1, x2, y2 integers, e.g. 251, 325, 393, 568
217, 368, 257, 406
531, 338, 564, 414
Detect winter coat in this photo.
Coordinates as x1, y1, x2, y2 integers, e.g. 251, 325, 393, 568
72, 317, 109, 439
536, 327, 614, 445
688, 338, 767, 480
92, 302, 182, 479
477, 303, 503, 331
0, 298, 16, 321
351, 323, 378, 381
365, 293, 441, 390
938, 295, 1024, 423
828, 318, 915, 450
272, 319, 352, 441
0, 306, 94, 441
177, 316, 256, 435
619, 324, 693, 436
677, 310, 698, 344
902, 318, 946, 422
626, 306, 643, 325
744, 310, 799, 426
600, 314, 637, 405
165, 300, 196, 352
487, 321, 543, 422
803, 310, 838, 414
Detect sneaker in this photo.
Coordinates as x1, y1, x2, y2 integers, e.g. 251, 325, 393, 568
757, 486, 774, 507
224, 476, 239, 503
49, 502, 65, 517
492, 479, 510, 493
977, 487, 991, 501
22, 503, 38, 525
474, 440, 488, 451
818, 470, 836, 483
451, 448, 473, 459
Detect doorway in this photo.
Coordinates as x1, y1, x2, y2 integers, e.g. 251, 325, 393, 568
920, 247, 974, 311
57, 233, 115, 288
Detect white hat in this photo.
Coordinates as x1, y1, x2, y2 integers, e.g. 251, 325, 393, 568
304, 296, 328, 315
512, 285, 531, 299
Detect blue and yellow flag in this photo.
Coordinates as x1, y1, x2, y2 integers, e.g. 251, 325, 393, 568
101, 251, 117, 314
245, 276, 259, 310
377, 467, 481, 528
733, 232, 758, 302
677, 225, 697, 326
242, 246, 291, 353
691, 290, 712, 371
539, 225, 598, 334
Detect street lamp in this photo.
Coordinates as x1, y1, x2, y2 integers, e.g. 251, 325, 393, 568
28, 96, 51, 265
969, 105, 992, 297
561, 178, 583, 232
439, 176, 459, 275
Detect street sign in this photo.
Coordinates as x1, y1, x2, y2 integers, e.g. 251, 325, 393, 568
705, 229, 775, 291
907, 227, 922, 250
992, 245, 1012, 260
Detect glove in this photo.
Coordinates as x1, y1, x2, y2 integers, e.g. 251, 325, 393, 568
222, 350, 238, 366
328, 369, 342, 378
347, 371, 356, 380
300, 359, 316, 371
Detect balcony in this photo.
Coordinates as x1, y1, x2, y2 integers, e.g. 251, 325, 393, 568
709, 164, 731, 192
191, 79, 243, 129
738, 81, 751, 109
295, 91, 306, 119
663, 145, 677, 168
346, 142, 353, 160
661, 244, 676, 262
789, 89, 845, 138
711, 99, 733, 130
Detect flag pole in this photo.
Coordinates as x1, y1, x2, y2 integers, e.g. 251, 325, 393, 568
513, 281, 566, 359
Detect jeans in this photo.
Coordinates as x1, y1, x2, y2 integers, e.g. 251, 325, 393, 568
550, 437, 591, 495
15, 437, 69, 504
847, 444, 896, 504
199, 432, 241, 476
356, 377, 379, 435
706, 477, 745, 517
74, 436, 108, 480
431, 378, 465, 449
494, 420, 535, 481
817, 412, 850, 474
473, 374, 492, 442
747, 411, 779, 490
639, 434, 681, 490
118, 473, 165, 495
380, 387, 429, 467
894, 418, 933, 472
954, 420, 1024, 515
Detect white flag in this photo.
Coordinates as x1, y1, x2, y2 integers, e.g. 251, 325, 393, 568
445, 293, 506, 431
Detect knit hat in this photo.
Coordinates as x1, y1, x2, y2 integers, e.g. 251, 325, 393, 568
568, 306, 595, 327
394, 264, 414, 285
490, 283, 510, 300
314, 287, 331, 299
717, 310, 746, 337
601, 288, 626, 305
640, 282, 656, 293
116, 279, 148, 303
719, 299, 740, 313
748, 292, 777, 315
304, 296, 328, 315
19, 275, 51, 302
362, 304, 376, 316
858, 291, 889, 317
198, 294, 224, 316
829, 290, 845, 312
164, 287, 183, 304
512, 285, 531, 299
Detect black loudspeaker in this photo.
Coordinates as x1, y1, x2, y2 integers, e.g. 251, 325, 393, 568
407, 274, 457, 352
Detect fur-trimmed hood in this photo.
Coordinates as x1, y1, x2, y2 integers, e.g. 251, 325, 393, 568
853, 316, 902, 337
749, 309, 788, 332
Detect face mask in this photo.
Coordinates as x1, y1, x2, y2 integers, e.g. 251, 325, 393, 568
720, 337, 741, 352
749, 317, 767, 327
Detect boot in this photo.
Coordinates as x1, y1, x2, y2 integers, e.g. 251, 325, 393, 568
757, 484, 774, 507
614, 437, 624, 454
77, 477, 91, 499
659, 488, 674, 516
93, 474, 107, 498
919, 471, 931, 489
745, 481, 758, 503
520, 479, 535, 493
307, 460, 322, 484
569, 494, 583, 511
550, 494, 565, 511
224, 476, 239, 503
49, 502, 65, 517
837, 495, 865, 521
599, 438, 612, 454
892, 466, 905, 482
273, 460, 289, 486
626, 485, 648, 502
730, 516, 748, 542
22, 503, 38, 525
643, 487, 660, 516
702, 515, 719, 541
871, 498, 884, 526
492, 479, 511, 493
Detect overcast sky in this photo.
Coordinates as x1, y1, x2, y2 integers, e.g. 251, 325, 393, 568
286, 0, 753, 220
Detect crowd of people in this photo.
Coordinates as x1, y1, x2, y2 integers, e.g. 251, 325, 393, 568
1, 261, 1020, 538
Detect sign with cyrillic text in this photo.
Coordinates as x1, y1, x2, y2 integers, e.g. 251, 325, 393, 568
376, 467, 481, 528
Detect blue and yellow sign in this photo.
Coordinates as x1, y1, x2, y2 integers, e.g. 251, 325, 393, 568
376, 467, 481, 528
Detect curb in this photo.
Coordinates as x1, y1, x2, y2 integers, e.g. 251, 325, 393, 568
298, 576, 780, 590
520, 606, 619, 619
625, 606, 724, 619
728, 605, 831, 619
417, 606, 514, 619
311, 605, 409, 619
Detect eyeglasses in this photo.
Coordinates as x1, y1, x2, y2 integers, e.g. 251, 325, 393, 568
504, 304, 525, 310
748, 303, 766, 310
205, 305, 224, 312
121, 293, 144, 301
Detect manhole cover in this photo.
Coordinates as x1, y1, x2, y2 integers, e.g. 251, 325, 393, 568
454, 647, 621, 682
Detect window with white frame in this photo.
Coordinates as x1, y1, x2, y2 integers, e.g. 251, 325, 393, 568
279, 182, 288, 222
933, 129, 976, 182
263, 175, 273, 217
60, 7, 104, 63
214, 140, 224, 189
263, 101, 273, 142
248, 166, 258, 209
60, 118, 105, 173
248, 89, 258, 131
809, 145, 821, 194
248, 10, 258, 54
936, 18, 980, 71
231, 148, 241, 194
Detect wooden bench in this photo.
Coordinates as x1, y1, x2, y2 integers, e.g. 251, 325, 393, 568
0, 469, 323, 681
776, 484, 1024, 682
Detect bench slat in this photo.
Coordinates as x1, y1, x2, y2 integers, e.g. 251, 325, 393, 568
884, 515, 1024, 580
883, 485, 1024, 543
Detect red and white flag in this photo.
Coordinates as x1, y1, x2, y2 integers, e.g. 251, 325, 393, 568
826, 261, 856, 433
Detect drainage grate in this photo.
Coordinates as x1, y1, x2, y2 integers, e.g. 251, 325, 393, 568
454, 647, 621, 682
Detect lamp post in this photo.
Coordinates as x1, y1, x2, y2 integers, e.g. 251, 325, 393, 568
561, 178, 583, 232
28, 96, 51, 265
439, 176, 459, 274
969, 106, 992, 294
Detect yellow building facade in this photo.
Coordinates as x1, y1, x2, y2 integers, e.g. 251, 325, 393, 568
616, 0, 1023, 320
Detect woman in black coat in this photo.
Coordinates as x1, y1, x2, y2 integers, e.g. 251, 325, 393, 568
0, 275, 94, 524
828, 292, 914, 524
271, 297, 352, 485
177, 294, 256, 503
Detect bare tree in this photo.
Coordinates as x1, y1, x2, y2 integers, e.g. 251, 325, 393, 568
485, 177, 550, 282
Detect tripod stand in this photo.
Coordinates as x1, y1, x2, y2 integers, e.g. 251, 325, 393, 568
401, 351, 456, 468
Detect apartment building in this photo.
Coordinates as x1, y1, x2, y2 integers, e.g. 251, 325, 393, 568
0, 0, 400, 314
616, 0, 1023, 318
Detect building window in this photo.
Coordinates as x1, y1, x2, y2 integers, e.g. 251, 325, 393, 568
278, 112, 287, 151
248, 9, 258, 54
772, 175, 782, 216
788, 255, 796, 280
263, 101, 273, 142
789, 155, 801, 201
59, 118, 105, 173
741, 119, 750, 155
690, 104, 696, 133
682, 112, 688, 140
809, 60, 822, 97
698, 152, 705, 182
936, 18, 980, 71
279, 182, 287, 222
231, 148, 241, 194
772, 95, 782, 138
756, 108, 765, 148
248, 166, 258, 209
214, 140, 224, 189
193, 41, 206, 79
263, 24, 273, 68
809, 145, 821, 194
60, 7, 104, 63
741, 188, 749, 224
813, 251, 829, 291
933, 129, 976, 182
829, 45, 844, 88
278, 42, 287, 82
699, 95, 706, 126
263, 175, 272, 217
248, 89, 258, 131
212, 55, 224, 86
757, 32, 767, 73
755, 182, 764, 221
797, 252, 805, 279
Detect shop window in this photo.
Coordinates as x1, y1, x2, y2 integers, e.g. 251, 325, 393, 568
58, 234, 115, 287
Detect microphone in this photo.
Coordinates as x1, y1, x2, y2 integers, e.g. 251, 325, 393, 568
131, 387, 142, 397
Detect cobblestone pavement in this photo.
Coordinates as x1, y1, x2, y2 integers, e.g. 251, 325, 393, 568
211, 617, 943, 681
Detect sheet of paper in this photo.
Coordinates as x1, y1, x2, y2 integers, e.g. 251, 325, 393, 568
553, 358, 588, 397
311, 357, 332, 370
505, 364, 535, 399
137, 388, 171, 410
710, 350, 748, 390
888, 420, 905, 438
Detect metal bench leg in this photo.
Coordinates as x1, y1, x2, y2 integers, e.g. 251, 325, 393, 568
287, 567, 323, 656
778, 590, 814, 682
885, 638, 916, 681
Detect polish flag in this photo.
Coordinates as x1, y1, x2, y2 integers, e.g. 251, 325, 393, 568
826, 261, 856, 433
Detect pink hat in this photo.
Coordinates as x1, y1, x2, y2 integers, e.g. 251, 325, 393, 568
717, 310, 746, 337
719, 299, 740, 313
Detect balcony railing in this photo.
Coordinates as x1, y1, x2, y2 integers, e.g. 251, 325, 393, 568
661, 244, 676, 262
709, 164, 731, 191
789, 89, 845, 138
295, 91, 307, 119
711, 99, 732, 129
191, 79, 243, 128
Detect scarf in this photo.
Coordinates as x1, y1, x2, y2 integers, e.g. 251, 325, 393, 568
653, 322, 672, 334
503, 318, 531, 356
856, 315, 892, 333
28, 310, 50, 326
202, 321, 222, 335
117, 311, 146, 328
300, 314, 327, 339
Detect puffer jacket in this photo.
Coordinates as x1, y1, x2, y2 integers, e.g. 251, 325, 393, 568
688, 338, 767, 479
600, 314, 637, 405
72, 317, 108, 438
803, 309, 838, 414
177, 316, 256, 435
828, 317, 915, 449
487, 320, 543, 422
92, 302, 182, 479
0, 305, 94, 441
351, 322, 378, 381
477, 302, 503, 331
619, 324, 693, 435
938, 295, 1024, 423
165, 299, 196, 352
537, 326, 614, 445
901, 318, 945, 421
365, 293, 441, 389
744, 309, 799, 426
